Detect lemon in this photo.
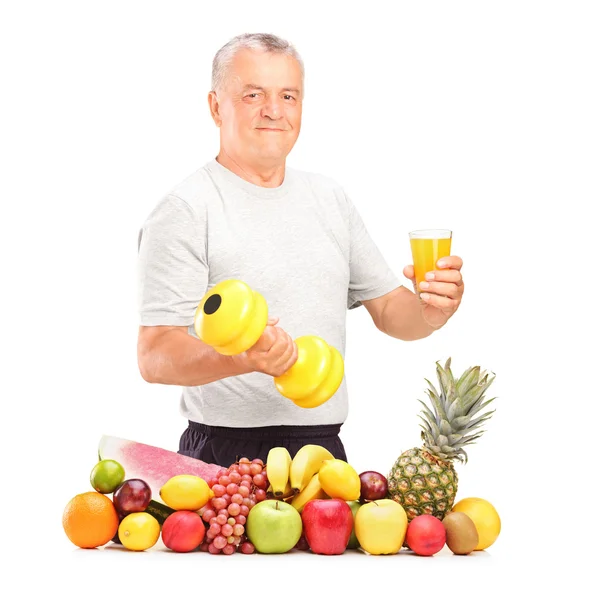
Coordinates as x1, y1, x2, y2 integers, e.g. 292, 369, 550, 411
90, 459, 125, 494
452, 497, 501, 550
318, 459, 361, 501
159, 474, 213, 511
118, 513, 160, 551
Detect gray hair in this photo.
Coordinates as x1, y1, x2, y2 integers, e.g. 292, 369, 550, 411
211, 33, 305, 97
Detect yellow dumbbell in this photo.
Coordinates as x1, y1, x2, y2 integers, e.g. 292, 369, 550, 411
193, 279, 344, 409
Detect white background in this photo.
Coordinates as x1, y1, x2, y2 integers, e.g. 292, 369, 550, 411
2, 0, 598, 595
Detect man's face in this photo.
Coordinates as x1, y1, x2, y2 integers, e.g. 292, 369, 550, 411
213, 49, 303, 164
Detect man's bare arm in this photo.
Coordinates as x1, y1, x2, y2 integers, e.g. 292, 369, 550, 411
362, 286, 437, 341
137, 319, 299, 387
362, 257, 466, 340
137, 325, 251, 386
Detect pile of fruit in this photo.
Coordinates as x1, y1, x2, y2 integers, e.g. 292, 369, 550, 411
62, 449, 270, 554
62, 358, 502, 556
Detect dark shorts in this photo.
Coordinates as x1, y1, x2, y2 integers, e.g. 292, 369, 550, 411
178, 421, 347, 468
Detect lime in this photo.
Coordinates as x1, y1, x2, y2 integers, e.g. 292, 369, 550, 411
90, 459, 126, 494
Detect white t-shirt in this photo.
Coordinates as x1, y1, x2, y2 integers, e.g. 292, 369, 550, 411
137, 158, 402, 427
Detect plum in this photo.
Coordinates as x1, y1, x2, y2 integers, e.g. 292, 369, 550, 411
358, 471, 388, 502
113, 479, 151, 516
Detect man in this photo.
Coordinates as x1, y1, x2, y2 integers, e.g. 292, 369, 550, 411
136, 33, 465, 467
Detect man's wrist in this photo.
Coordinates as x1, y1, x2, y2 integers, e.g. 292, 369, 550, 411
421, 307, 448, 332
230, 353, 254, 376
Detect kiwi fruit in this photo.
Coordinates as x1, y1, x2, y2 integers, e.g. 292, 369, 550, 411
442, 512, 479, 555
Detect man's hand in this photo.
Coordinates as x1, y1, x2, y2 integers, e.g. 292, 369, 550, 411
236, 316, 298, 377
403, 256, 465, 329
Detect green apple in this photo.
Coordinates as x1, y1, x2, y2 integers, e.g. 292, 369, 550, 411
245, 499, 303, 554
346, 500, 362, 549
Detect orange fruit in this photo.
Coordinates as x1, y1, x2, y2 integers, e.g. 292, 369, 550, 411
62, 491, 119, 548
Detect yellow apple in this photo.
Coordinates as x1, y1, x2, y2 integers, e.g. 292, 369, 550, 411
355, 499, 408, 555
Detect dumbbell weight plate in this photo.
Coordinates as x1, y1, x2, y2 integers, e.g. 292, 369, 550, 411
290, 345, 344, 409
193, 279, 268, 355
274, 335, 344, 406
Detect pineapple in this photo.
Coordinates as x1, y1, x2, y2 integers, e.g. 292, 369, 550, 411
387, 358, 497, 522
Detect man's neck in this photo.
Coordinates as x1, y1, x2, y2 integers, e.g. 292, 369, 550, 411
216, 150, 285, 188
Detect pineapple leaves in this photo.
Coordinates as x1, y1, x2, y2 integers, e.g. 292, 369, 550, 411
435, 362, 456, 404
460, 432, 484, 446
425, 389, 445, 423
465, 411, 495, 431
416, 360, 498, 462
456, 366, 480, 396
468, 397, 497, 418
439, 419, 453, 437
454, 448, 468, 464
417, 416, 433, 437
459, 371, 496, 415
450, 415, 471, 429
437, 435, 449, 447
446, 397, 461, 422
447, 433, 463, 446
417, 399, 437, 424
426, 378, 440, 398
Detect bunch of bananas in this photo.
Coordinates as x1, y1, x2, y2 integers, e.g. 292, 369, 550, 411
266, 445, 361, 512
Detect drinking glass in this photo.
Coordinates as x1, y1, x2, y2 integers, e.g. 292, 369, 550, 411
409, 229, 452, 291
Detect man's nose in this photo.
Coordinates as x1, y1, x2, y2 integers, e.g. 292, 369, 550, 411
260, 95, 284, 120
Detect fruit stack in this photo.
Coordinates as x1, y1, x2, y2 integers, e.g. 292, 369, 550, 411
259, 444, 407, 555
62, 449, 271, 554
61, 358, 502, 557
252, 358, 502, 556
62, 459, 162, 552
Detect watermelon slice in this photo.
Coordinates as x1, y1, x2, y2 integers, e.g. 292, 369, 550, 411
98, 435, 221, 523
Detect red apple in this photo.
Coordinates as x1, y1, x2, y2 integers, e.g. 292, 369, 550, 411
358, 470, 388, 502
301, 498, 353, 555
405, 514, 446, 556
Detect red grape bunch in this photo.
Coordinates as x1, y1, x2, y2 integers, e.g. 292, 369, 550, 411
198, 457, 269, 555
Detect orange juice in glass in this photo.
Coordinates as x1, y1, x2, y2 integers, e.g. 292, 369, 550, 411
409, 229, 452, 291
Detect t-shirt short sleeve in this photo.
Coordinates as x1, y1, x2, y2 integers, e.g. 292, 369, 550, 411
137, 194, 208, 326
345, 193, 403, 310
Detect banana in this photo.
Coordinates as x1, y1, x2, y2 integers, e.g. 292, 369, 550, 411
289, 444, 335, 493
266, 447, 292, 496
276, 479, 295, 498
290, 473, 328, 512
267, 479, 295, 499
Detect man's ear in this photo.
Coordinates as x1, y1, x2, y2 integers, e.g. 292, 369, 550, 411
208, 91, 222, 127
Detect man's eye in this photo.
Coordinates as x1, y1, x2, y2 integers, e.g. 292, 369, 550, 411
284, 95, 295, 101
